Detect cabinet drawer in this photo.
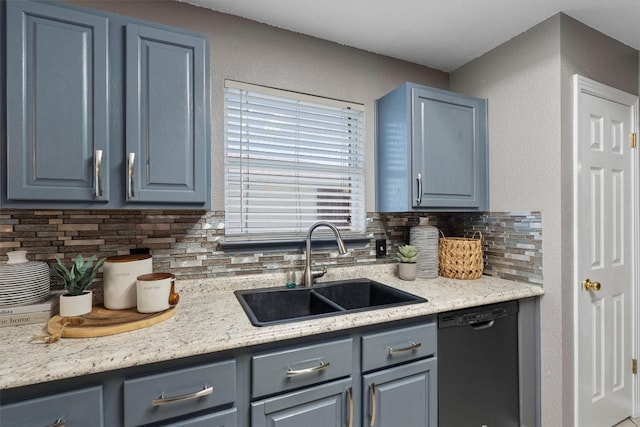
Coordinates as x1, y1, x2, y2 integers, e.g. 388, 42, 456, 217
1, 385, 103, 427
124, 359, 236, 427
167, 407, 237, 426
252, 338, 353, 399
362, 322, 436, 372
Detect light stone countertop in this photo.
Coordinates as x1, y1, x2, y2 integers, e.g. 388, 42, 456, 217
1, 264, 544, 390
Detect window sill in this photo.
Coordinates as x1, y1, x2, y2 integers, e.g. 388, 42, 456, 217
219, 237, 371, 253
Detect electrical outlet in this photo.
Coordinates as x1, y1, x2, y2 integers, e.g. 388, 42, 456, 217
131, 248, 150, 255
376, 239, 387, 258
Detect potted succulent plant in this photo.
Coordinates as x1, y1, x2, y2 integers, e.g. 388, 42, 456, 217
53, 254, 106, 317
396, 244, 419, 281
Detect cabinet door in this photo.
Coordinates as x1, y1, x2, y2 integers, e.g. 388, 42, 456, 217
362, 358, 437, 427
251, 378, 353, 427
411, 87, 487, 209
125, 23, 208, 205
6, 1, 109, 202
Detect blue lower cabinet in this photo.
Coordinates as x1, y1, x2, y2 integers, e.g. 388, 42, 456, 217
0, 317, 441, 427
1, 385, 104, 427
165, 407, 238, 427
362, 358, 438, 427
123, 360, 236, 427
251, 378, 353, 427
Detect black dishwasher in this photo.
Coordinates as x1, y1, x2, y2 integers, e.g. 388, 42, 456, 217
438, 300, 519, 427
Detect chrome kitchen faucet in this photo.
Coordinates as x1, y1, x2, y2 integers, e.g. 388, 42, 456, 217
301, 221, 347, 287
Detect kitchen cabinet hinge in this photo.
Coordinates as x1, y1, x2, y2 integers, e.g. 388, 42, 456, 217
633, 358, 637, 374
631, 132, 637, 149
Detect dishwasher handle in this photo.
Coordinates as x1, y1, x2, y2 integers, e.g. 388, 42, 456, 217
470, 320, 495, 330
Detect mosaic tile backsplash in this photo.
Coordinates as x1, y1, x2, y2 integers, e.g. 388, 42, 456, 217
0, 209, 542, 295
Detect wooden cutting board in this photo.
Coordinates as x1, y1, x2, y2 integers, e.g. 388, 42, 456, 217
47, 304, 177, 338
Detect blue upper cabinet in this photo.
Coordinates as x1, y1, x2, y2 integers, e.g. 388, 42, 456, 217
3, 1, 210, 209
376, 83, 488, 212
5, 1, 110, 203
125, 24, 208, 205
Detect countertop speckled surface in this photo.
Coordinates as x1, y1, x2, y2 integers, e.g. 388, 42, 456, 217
1, 264, 544, 390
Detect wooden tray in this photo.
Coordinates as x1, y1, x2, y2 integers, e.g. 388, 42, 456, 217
47, 304, 177, 338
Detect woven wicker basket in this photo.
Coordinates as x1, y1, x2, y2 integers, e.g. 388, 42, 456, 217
438, 231, 484, 279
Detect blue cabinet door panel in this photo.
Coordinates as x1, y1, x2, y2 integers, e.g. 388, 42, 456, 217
6, 1, 109, 202
412, 90, 481, 206
376, 82, 488, 211
126, 23, 208, 204
362, 358, 437, 427
251, 378, 352, 427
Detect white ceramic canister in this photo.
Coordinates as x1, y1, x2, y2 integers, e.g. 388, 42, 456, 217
136, 272, 175, 313
103, 254, 152, 310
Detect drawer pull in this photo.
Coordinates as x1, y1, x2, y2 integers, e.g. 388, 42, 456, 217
46, 420, 65, 427
286, 360, 330, 378
151, 386, 213, 406
387, 340, 422, 355
369, 383, 377, 426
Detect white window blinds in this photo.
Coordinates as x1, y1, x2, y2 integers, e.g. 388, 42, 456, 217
224, 81, 365, 239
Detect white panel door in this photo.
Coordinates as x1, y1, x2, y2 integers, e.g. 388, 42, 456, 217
574, 75, 638, 427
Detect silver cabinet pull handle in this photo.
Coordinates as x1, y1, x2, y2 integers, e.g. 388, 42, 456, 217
151, 386, 213, 406
346, 387, 354, 427
46, 420, 65, 427
127, 152, 135, 198
416, 173, 423, 206
387, 340, 422, 355
286, 360, 330, 378
95, 150, 103, 197
369, 383, 377, 426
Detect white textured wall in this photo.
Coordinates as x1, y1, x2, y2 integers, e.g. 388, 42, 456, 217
451, 13, 639, 427
450, 15, 564, 426
69, 0, 449, 213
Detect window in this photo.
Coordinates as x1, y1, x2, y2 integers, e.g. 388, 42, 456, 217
224, 81, 365, 241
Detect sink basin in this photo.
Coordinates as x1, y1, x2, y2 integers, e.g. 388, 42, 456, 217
236, 287, 342, 325
235, 279, 426, 326
314, 279, 422, 310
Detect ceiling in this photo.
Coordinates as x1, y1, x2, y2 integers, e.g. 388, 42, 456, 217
178, 0, 639, 72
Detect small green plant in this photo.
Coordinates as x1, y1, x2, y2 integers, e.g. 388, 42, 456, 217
53, 254, 106, 296
396, 245, 419, 263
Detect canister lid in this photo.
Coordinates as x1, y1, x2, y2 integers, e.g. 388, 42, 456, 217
105, 254, 152, 263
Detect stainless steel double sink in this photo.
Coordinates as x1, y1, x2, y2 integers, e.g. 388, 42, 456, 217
235, 279, 427, 326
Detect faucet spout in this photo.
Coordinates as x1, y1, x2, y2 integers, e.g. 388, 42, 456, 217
302, 221, 347, 287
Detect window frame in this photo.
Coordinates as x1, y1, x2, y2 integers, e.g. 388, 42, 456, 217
223, 80, 366, 243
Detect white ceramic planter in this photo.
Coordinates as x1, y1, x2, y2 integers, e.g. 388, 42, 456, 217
398, 263, 418, 281
59, 291, 92, 317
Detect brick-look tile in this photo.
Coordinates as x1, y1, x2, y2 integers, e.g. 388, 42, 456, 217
0, 210, 542, 290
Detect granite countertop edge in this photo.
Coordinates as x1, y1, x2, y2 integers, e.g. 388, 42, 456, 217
1, 263, 544, 390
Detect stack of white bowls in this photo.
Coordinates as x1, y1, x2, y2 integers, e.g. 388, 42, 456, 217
0, 251, 50, 307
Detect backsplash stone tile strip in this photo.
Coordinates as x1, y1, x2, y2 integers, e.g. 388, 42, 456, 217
0, 209, 542, 298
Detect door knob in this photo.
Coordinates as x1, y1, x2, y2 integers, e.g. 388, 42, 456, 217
583, 278, 601, 291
